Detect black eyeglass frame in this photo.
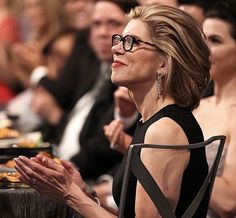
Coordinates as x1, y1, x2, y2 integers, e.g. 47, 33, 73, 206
112, 34, 158, 52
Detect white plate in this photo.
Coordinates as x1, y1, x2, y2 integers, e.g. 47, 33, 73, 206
0, 166, 17, 173
0, 138, 21, 148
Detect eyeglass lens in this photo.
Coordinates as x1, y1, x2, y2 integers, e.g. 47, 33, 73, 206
112, 35, 133, 51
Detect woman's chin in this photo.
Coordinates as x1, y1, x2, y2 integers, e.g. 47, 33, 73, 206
111, 74, 130, 87
111, 79, 124, 87
111, 76, 122, 86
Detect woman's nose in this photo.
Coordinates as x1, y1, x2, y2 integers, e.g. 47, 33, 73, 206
111, 42, 124, 54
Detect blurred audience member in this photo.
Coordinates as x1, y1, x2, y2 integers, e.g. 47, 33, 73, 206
65, 0, 94, 30
194, 0, 236, 217
10, 0, 67, 88
178, 0, 213, 26
7, 29, 76, 132
0, 0, 21, 106
104, 86, 137, 154
178, 0, 206, 26
41, 29, 77, 80
179, 0, 217, 98
31, 0, 97, 119
139, 0, 177, 7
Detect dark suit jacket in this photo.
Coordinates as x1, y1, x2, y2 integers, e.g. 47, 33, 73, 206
70, 80, 124, 180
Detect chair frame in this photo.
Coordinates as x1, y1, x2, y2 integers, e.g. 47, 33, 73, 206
118, 135, 226, 218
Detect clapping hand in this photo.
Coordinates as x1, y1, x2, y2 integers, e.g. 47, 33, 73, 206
14, 155, 85, 201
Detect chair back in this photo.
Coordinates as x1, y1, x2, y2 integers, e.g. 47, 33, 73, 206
118, 135, 226, 218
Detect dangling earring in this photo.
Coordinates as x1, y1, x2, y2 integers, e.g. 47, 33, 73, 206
156, 72, 162, 99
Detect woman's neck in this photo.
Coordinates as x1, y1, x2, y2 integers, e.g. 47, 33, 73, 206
213, 76, 236, 105
131, 86, 175, 122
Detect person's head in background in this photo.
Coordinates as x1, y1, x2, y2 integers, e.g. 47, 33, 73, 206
90, 0, 139, 63
42, 29, 77, 79
203, 0, 236, 82
139, 0, 177, 7
111, 5, 210, 110
178, 0, 213, 26
64, 0, 95, 31
0, 0, 20, 12
22, 0, 67, 41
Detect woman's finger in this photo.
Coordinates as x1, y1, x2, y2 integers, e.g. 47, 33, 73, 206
14, 157, 45, 186
36, 155, 62, 172
60, 159, 77, 174
110, 121, 124, 142
30, 157, 42, 164
14, 156, 56, 180
106, 120, 122, 137
110, 124, 124, 145
14, 157, 69, 193
14, 164, 31, 184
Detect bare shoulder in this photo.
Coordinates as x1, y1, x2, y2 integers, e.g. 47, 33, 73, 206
141, 117, 190, 180
144, 117, 189, 146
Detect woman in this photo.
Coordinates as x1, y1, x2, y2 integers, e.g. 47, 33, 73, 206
14, 5, 210, 217
6, 29, 77, 132
194, 0, 236, 217
10, 0, 67, 88
0, 0, 21, 105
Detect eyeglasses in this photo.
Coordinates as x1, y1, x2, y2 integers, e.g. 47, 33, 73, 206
112, 34, 158, 52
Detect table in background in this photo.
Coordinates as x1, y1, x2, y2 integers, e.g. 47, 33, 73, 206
0, 188, 82, 218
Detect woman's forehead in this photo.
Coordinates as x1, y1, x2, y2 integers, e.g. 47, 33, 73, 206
123, 19, 150, 39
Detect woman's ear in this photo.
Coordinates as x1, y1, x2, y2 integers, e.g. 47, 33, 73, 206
157, 57, 167, 76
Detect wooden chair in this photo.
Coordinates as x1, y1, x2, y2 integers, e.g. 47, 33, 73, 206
118, 135, 226, 218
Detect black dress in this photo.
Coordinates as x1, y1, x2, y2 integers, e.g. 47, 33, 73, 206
112, 104, 209, 218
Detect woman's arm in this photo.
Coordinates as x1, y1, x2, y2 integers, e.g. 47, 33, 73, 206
65, 185, 117, 218
14, 155, 117, 218
134, 118, 190, 217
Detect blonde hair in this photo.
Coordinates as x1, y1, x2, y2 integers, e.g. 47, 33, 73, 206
128, 5, 210, 110
22, 0, 68, 40
39, 0, 68, 39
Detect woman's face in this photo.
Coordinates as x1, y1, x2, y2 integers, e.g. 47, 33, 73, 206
47, 33, 76, 79
65, 0, 94, 30
23, 0, 47, 30
203, 18, 236, 80
111, 19, 164, 90
0, 0, 9, 7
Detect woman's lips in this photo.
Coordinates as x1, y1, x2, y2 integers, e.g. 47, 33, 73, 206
112, 60, 127, 68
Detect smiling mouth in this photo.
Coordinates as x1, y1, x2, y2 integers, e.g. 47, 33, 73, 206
112, 60, 127, 68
